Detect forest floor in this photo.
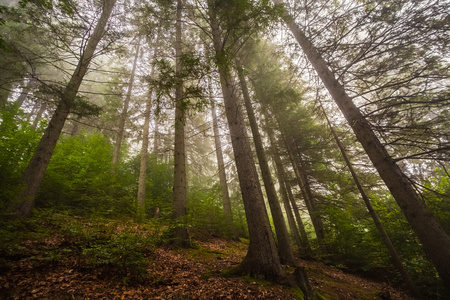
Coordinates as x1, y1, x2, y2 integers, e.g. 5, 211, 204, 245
0, 214, 415, 299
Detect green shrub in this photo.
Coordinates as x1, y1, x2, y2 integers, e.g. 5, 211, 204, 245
82, 233, 154, 283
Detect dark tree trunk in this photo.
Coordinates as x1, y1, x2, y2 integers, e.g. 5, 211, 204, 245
266, 124, 312, 255
137, 90, 152, 221
211, 98, 236, 237
274, 0, 450, 286
173, 0, 190, 246
237, 61, 295, 265
285, 179, 312, 256
10, 0, 117, 218
283, 134, 327, 254
137, 34, 160, 221
207, 3, 285, 282
318, 100, 420, 297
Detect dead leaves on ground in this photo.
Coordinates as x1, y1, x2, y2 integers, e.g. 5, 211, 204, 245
0, 239, 294, 299
0, 235, 415, 300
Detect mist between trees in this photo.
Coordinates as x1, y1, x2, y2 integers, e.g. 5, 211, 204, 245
0, 0, 449, 298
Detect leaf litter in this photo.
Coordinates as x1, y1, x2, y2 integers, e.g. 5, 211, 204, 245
0, 230, 415, 299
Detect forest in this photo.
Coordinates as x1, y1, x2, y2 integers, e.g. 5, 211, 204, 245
0, 0, 449, 298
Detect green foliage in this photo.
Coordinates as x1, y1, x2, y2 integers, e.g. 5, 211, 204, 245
0, 210, 159, 284
187, 183, 233, 239
82, 233, 154, 283
35, 84, 102, 117
322, 193, 387, 270
212, 0, 283, 48
424, 170, 450, 231
129, 153, 174, 219
19, 0, 74, 15
370, 194, 446, 297
0, 106, 45, 210
149, 51, 211, 116
37, 132, 135, 216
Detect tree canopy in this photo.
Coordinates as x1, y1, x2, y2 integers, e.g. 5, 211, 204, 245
0, 0, 449, 298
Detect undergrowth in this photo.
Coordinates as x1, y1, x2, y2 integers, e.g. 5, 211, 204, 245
0, 209, 165, 284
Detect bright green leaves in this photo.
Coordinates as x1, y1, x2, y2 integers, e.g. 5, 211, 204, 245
38, 132, 131, 215
0, 107, 44, 209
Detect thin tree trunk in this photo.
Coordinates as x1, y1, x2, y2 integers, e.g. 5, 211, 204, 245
137, 33, 161, 221
266, 123, 312, 255
283, 133, 327, 254
153, 118, 159, 154
211, 98, 236, 237
112, 35, 141, 164
207, 4, 286, 282
10, 0, 117, 218
31, 103, 46, 130
274, 0, 450, 287
285, 179, 312, 256
173, 0, 190, 246
236, 61, 294, 265
318, 99, 420, 297
16, 78, 38, 107
137, 90, 152, 221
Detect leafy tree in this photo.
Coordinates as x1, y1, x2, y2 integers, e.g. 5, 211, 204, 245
273, 0, 450, 287
37, 132, 134, 216
8, 0, 118, 218
236, 59, 295, 265
0, 107, 44, 211
204, 0, 303, 288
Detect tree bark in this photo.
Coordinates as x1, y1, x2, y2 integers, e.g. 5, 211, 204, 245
237, 61, 295, 265
318, 100, 420, 297
172, 0, 190, 246
112, 35, 141, 164
16, 78, 38, 107
153, 118, 159, 155
274, 0, 450, 286
283, 133, 327, 254
285, 179, 312, 256
31, 103, 46, 130
266, 124, 312, 255
10, 0, 117, 218
137, 33, 161, 221
207, 3, 285, 282
211, 98, 236, 237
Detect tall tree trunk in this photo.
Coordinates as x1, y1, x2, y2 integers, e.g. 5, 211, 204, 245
9, 0, 117, 218
236, 61, 294, 265
211, 98, 236, 237
274, 0, 450, 287
172, 0, 190, 247
31, 103, 46, 130
137, 90, 152, 221
137, 34, 161, 221
153, 118, 159, 154
112, 35, 141, 164
207, 4, 285, 282
285, 179, 312, 256
318, 100, 420, 297
283, 132, 327, 254
266, 124, 312, 255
